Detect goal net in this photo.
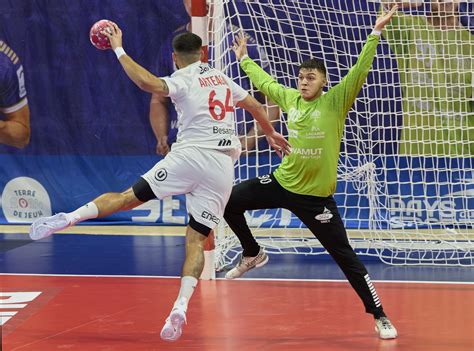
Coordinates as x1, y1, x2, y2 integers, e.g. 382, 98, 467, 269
207, 0, 474, 268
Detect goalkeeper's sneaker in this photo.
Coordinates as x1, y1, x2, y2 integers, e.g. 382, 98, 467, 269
375, 317, 398, 339
160, 306, 187, 342
225, 248, 269, 279
29, 213, 70, 240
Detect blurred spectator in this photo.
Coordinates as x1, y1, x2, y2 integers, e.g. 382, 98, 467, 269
0, 39, 30, 149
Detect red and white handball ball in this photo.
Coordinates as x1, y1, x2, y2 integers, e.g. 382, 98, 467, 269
89, 19, 116, 50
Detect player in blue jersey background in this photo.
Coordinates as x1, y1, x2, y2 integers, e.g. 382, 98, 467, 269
0, 39, 30, 149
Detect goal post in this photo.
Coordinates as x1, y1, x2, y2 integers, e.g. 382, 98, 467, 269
207, 0, 474, 268
192, 0, 217, 280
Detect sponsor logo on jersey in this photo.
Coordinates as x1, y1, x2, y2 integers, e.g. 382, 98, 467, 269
311, 110, 321, 119
154, 168, 168, 181
293, 147, 323, 159
213, 126, 235, 135
288, 108, 301, 123
218, 139, 232, 147
1, 177, 52, 223
305, 126, 325, 139
258, 174, 272, 184
315, 207, 333, 223
288, 129, 299, 138
201, 210, 220, 224
199, 64, 210, 74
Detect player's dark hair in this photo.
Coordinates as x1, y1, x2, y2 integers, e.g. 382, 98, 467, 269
299, 59, 327, 76
172, 32, 202, 54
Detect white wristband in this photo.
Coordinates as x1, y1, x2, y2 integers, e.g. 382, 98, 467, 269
371, 29, 382, 36
114, 47, 126, 59
239, 54, 249, 62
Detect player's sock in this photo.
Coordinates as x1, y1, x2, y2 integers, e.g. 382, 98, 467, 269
173, 276, 198, 311
373, 310, 386, 319
65, 202, 99, 225
160, 276, 197, 342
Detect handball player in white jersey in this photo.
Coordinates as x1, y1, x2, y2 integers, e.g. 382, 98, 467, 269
29, 26, 290, 342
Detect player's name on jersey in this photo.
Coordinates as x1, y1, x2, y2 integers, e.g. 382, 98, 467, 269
199, 75, 228, 88
0, 41, 20, 65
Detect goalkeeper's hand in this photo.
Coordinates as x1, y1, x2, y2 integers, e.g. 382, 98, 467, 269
232, 31, 249, 61
375, 5, 399, 31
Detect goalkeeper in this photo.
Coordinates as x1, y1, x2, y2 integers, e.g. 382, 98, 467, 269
224, 5, 399, 340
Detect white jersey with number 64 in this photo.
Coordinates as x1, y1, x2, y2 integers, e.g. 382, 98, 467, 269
162, 61, 248, 154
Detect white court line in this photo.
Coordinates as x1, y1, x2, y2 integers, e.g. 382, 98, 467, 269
1, 273, 473, 285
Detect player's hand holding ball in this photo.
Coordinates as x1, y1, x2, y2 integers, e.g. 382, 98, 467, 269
90, 19, 115, 50
101, 22, 123, 51
89, 19, 122, 50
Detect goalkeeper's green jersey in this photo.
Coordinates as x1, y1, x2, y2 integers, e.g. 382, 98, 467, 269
240, 34, 380, 197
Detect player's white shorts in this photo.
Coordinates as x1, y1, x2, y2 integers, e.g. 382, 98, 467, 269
141, 146, 235, 229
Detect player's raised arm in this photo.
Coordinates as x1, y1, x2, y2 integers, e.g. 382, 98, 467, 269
232, 32, 296, 113
102, 23, 169, 96
329, 4, 398, 117
236, 94, 291, 158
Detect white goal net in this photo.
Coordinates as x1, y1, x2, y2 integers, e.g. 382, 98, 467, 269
208, 0, 474, 268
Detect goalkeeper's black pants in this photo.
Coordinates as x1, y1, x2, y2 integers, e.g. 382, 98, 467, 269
223, 173, 386, 318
